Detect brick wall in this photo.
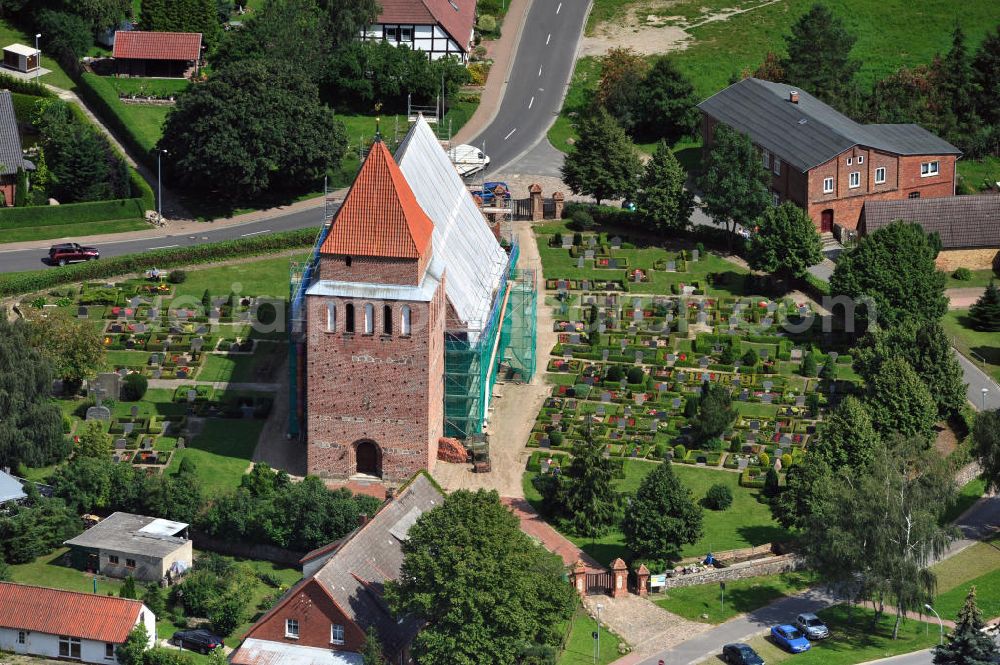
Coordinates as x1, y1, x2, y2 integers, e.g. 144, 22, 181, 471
244, 579, 366, 654
304, 268, 445, 483
653, 554, 802, 591
936, 248, 1000, 271
318, 253, 426, 287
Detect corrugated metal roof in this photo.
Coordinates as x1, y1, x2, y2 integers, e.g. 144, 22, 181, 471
378, 0, 475, 53
0, 582, 144, 643
395, 116, 508, 330
698, 78, 961, 172
863, 196, 1000, 249
0, 90, 34, 176
64, 511, 189, 559
231, 638, 363, 665
112, 31, 202, 61
0, 470, 25, 504
321, 140, 434, 260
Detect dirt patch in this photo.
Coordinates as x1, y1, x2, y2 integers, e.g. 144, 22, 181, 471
935, 422, 960, 457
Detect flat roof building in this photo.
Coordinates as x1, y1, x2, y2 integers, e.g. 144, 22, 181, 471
64, 512, 193, 582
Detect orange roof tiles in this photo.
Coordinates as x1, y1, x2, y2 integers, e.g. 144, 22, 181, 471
113, 31, 202, 61
0, 582, 144, 643
320, 140, 433, 260
378, 0, 475, 54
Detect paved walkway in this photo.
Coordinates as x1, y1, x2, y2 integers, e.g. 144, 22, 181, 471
502, 497, 604, 571
585, 594, 712, 660
947, 286, 987, 309
146, 378, 280, 392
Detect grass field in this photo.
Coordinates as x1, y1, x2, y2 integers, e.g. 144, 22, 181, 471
655, 570, 816, 624
941, 309, 1000, 383
930, 531, 1000, 621
557, 607, 621, 665
525, 460, 791, 566
727, 605, 938, 665
8, 547, 125, 595
169, 252, 311, 301
168, 419, 262, 496
944, 269, 998, 289
198, 343, 285, 383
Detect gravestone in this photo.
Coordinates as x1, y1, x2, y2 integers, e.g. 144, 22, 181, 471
582, 280, 591, 291
601, 392, 611, 403
760, 348, 769, 360
130, 405, 139, 417
588, 236, 597, 248
114, 438, 127, 450
633, 310, 642, 322
750, 420, 760, 431
666, 353, 676, 363
117, 368, 128, 379
562, 238, 572, 249
828, 351, 839, 362
762, 317, 774, 327
701, 371, 710, 382
149, 353, 161, 366
761, 393, 773, 404
596, 405, 606, 416
798, 305, 809, 315
635, 351, 643, 364
651, 419, 659, 432
122, 422, 135, 435
732, 378, 741, 388
598, 323, 606, 334
77, 306, 88, 319
540, 438, 551, 450
666, 260, 676, 271
133, 322, 146, 334
690, 249, 699, 261
618, 418, 626, 430
95, 373, 122, 401
697, 312, 707, 325
85, 405, 111, 421
602, 349, 610, 361
795, 395, 806, 407
176, 437, 185, 449
739, 388, 750, 401
790, 348, 803, 360
577, 257, 585, 269
699, 356, 710, 368
762, 380, 773, 392
671, 397, 682, 408
620, 338, 627, 350
585, 250, 595, 260
187, 389, 197, 403
191, 338, 204, 352
151, 369, 162, 379
635, 393, 645, 405
569, 333, 581, 344
610, 236, 622, 249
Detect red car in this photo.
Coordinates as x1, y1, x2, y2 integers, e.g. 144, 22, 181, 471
48, 243, 99, 266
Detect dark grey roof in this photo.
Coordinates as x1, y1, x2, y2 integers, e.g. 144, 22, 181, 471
0, 470, 25, 504
697, 78, 962, 172
64, 511, 189, 558
313, 474, 444, 653
0, 90, 33, 175
863, 195, 1000, 249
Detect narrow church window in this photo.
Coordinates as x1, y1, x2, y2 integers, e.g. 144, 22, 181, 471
327, 303, 336, 332
364, 303, 374, 335
401, 305, 411, 336
345, 303, 355, 333
345, 256, 352, 267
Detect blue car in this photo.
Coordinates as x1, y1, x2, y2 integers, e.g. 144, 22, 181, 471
771, 624, 811, 653
472, 181, 512, 204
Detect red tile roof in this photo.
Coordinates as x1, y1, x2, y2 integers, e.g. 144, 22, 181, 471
378, 0, 475, 53
113, 31, 202, 61
0, 582, 144, 643
320, 140, 433, 259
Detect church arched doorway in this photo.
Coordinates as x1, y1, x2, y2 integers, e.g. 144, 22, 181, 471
354, 440, 382, 477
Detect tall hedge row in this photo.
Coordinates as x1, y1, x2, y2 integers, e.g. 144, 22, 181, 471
0, 227, 320, 297
0, 198, 145, 229
74, 72, 155, 166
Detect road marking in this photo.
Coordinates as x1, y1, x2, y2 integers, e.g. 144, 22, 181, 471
503, 128, 517, 140
556, 2, 562, 13
528, 96, 535, 109
538, 65, 543, 76
149, 244, 179, 250
546, 33, 551, 45
241, 229, 271, 237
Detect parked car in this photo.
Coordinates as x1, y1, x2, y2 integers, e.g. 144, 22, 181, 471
795, 612, 830, 640
722, 642, 765, 665
48, 243, 99, 266
471, 181, 512, 205
172, 629, 224, 654
771, 624, 812, 653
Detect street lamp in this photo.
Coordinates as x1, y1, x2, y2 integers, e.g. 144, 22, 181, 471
156, 149, 167, 222
594, 603, 604, 664
34, 34, 41, 83
925, 603, 944, 645
982, 388, 990, 411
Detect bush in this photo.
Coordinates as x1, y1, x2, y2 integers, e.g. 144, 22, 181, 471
548, 431, 563, 446
570, 209, 595, 231
626, 366, 645, 384
729, 438, 741, 453
780, 453, 793, 468
605, 365, 624, 382
719, 345, 736, 365
741, 348, 758, 367
0, 197, 145, 230
673, 444, 687, 460
572, 232, 583, 246
121, 374, 148, 402
758, 451, 770, 467
705, 437, 724, 451
477, 13, 497, 32
168, 270, 187, 284
801, 353, 818, 377
552, 232, 563, 247
704, 483, 733, 510
952, 267, 973, 281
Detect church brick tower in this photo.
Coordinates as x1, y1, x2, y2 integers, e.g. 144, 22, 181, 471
304, 140, 445, 483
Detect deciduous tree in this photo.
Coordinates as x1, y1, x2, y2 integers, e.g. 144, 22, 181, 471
698, 125, 770, 247
781, 3, 860, 105
622, 461, 702, 563
561, 108, 641, 207
933, 586, 999, 664
636, 141, 693, 232
115, 624, 149, 665
748, 202, 822, 279
634, 55, 699, 144
596, 47, 648, 135
810, 396, 880, 470
864, 357, 938, 440
386, 489, 575, 665
689, 381, 737, 443
28, 307, 106, 392
772, 456, 831, 530
74, 420, 111, 459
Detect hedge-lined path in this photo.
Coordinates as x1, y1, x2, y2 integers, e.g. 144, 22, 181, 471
145, 379, 281, 392
44, 83, 191, 221
502, 496, 604, 572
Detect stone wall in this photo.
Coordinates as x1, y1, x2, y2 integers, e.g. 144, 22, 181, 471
955, 461, 983, 487
652, 554, 802, 591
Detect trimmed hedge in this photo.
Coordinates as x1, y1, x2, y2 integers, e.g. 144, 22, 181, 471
0, 198, 145, 229
75, 72, 155, 165
0, 227, 319, 297
0, 73, 56, 99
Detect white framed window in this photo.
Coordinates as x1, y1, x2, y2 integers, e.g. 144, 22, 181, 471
285, 619, 299, 639
857, 155, 864, 164
761, 149, 770, 169
773, 157, 781, 175
401, 305, 411, 336
822, 177, 834, 193
331, 624, 345, 645
105, 643, 115, 660
921, 160, 940, 177
846, 157, 853, 165
363, 303, 374, 335
875, 167, 886, 184
772, 192, 780, 206
59, 636, 81, 659
849, 172, 861, 188
327, 303, 336, 332
17, 631, 26, 644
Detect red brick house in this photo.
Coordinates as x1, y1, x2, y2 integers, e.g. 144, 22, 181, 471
112, 31, 202, 78
230, 473, 443, 665
698, 78, 962, 234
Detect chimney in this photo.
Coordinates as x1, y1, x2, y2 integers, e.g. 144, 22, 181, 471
789, 90, 799, 104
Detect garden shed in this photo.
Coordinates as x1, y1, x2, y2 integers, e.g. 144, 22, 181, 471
2, 43, 39, 73
112, 31, 202, 78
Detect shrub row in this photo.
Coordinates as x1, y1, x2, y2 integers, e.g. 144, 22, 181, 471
0, 227, 319, 297
0, 72, 56, 98
75, 72, 155, 166
0, 197, 145, 229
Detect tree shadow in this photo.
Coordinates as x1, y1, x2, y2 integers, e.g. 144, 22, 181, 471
581, 542, 629, 568
736, 524, 790, 546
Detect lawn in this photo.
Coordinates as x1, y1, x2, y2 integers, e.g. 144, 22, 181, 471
525, 460, 791, 566
0, 218, 149, 243
941, 309, 1000, 383
729, 605, 938, 665
168, 418, 262, 496
943, 268, 998, 289
198, 343, 285, 383
170, 252, 311, 301
557, 607, 621, 665
8, 547, 124, 596
941, 477, 986, 525
0, 18, 76, 91
654, 570, 816, 624
930, 534, 1000, 597
957, 155, 1000, 193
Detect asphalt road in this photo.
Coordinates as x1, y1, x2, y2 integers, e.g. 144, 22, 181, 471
0, 204, 329, 273
467, 0, 591, 175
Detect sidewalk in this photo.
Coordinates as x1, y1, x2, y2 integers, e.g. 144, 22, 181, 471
947, 286, 986, 309
452, 0, 533, 144
502, 497, 605, 572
